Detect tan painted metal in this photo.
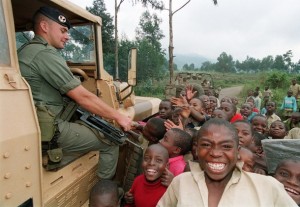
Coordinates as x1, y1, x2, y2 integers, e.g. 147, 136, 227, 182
1, 0, 161, 206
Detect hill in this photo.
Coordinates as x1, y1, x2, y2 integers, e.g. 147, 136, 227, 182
173, 53, 212, 69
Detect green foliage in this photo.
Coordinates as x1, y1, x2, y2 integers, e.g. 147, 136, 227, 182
265, 71, 289, 89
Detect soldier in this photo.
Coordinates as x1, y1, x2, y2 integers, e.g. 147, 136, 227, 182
18, 7, 132, 179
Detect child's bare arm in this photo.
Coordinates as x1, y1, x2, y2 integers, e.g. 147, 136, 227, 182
190, 107, 206, 122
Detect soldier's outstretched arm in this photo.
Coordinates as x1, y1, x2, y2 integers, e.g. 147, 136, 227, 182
66, 85, 132, 131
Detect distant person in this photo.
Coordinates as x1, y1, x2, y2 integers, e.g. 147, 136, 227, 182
289, 79, 300, 111
255, 86, 263, 98
124, 144, 171, 207
263, 86, 273, 101
280, 90, 297, 120
253, 91, 261, 111
264, 101, 281, 128
157, 119, 297, 207
219, 102, 243, 123
240, 102, 257, 122
89, 180, 121, 207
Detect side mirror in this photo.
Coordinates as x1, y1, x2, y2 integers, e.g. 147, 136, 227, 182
128, 48, 137, 86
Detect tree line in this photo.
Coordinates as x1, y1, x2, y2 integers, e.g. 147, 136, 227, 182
183, 50, 300, 74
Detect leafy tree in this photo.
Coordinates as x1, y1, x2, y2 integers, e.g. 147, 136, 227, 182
135, 11, 164, 51
283, 50, 293, 73
200, 61, 215, 71
87, 0, 114, 54
273, 55, 285, 71
259, 55, 274, 71
135, 11, 166, 82
114, 0, 164, 79
215, 52, 235, 73
242, 56, 261, 72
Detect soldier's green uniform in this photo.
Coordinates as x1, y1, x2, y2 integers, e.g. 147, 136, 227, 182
18, 35, 119, 179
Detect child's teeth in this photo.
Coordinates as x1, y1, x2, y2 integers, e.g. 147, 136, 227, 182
208, 163, 225, 170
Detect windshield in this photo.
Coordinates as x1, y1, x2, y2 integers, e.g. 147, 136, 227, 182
16, 25, 95, 64
0, 2, 11, 66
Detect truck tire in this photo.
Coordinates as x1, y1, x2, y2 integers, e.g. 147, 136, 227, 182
122, 144, 144, 192
175, 83, 205, 98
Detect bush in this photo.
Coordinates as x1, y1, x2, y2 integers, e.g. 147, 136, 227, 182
265, 71, 289, 89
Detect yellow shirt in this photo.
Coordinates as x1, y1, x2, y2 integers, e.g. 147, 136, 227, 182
285, 127, 300, 139
157, 161, 297, 207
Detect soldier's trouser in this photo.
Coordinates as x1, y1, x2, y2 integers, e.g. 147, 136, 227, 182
57, 121, 119, 179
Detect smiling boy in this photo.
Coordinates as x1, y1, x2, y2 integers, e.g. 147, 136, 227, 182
124, 144, 170, 207
157, 119, 297, 207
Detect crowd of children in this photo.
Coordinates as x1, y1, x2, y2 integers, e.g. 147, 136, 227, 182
89, 81, 300, 207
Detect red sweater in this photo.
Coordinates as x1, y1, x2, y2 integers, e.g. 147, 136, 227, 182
125, 175, 167, 207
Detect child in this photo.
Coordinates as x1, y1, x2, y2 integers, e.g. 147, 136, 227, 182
231, 96, 240, 113
159, 128, 192, 176
274, 159, 300, 205
268, 120, 287, 139
209, 95, 218, 111
187, 97, 209, 128
253, 91, 262, 112
124, 144, 169, 207
263, 86, 273, 101
89, 179, 121, 207
251, 115, 268, 135
142, 117, 166, 144
232, 120, 254, 148
264, 101, 281, 128
240, 102, 257, 122
239, 147, 255, 173
248, 131, 267, 175
284, 112, 300, 131
260, 96, 270, 115
280, 90, 297, 119
158, 99, 173, 120
247, 97, 259, 113
211, 108, 228, 121
219, 102, 243, 123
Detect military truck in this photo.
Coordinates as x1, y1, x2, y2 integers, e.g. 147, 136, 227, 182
165, 72, 220, 99
0, 0, 161, 206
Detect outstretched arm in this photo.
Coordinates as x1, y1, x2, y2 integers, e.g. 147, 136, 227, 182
67, 85, 132, 131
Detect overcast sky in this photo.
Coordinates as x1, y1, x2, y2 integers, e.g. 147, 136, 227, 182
70, 0, 300, 62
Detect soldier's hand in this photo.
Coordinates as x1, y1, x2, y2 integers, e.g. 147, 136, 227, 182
116, 115, 132, 131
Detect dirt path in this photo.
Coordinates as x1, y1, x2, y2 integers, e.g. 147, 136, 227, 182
219, 85, 244, 100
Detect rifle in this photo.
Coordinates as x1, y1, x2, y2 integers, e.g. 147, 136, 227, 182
76, 108, 143, 149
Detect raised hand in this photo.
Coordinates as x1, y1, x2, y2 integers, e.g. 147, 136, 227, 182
161, 168, 174, 187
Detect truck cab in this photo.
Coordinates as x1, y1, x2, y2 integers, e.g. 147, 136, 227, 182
0, 0, 160, 206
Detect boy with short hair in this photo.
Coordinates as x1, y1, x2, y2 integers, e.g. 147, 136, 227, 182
281, 90, 297, 119
233, 120, 254, 148
159, 128, 192, 176
268, 120, 287, 139
158, 99, 173, 120
251, 114, 268, 135
274, 159, 300, 205
89, 180, 120, 207
142, 117, 166, 144
124, 144, 170, 207
240, 102, 257, 122
157, 119, 297, 207
265, 101, 281, 128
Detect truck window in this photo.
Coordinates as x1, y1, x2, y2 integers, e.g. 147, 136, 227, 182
15, 25, 95, 64
0, 2, 11, 66
61, 25, 95, 63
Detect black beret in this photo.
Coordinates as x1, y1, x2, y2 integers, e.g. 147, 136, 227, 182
37, 6, 71, 29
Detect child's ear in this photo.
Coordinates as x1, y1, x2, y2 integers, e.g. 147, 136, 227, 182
174, 146, 181, 155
